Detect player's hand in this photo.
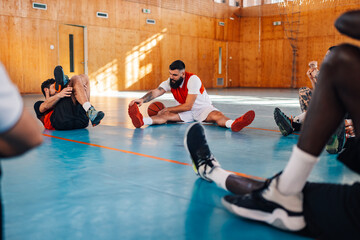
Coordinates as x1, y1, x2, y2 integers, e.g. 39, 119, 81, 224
158, 108, 169, 115
58, 87, 73, 98
345, 119, 355, 137
306, 68, 314, 79
129, 99, 143, 107
311, 69, 319, 78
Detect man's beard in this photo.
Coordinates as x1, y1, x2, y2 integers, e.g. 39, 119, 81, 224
170, 77, 184, 89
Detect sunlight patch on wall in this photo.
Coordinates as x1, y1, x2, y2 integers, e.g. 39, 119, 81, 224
125, 29, 166, 89
90, 59, 118, 93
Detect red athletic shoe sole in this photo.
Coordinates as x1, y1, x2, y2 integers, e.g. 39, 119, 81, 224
128, 104, 144, 128
231, 110, 255, 132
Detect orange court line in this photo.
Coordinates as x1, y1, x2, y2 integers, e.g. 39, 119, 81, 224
42, 133, 264, 180
42, 133, 190, 166
245, 126, 300, 135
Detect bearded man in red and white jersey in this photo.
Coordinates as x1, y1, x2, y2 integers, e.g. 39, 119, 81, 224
128, 60, 255, 132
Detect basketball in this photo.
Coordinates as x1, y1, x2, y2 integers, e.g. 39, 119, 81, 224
147, 101, 165, 116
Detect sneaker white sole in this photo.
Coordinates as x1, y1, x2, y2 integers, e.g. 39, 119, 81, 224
222, 198, 306, 231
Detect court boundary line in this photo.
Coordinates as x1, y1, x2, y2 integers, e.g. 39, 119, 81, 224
42, 133, 264, 180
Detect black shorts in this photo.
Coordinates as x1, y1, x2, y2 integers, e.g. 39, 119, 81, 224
51, 98, 89, 130
300, 181, 360, 240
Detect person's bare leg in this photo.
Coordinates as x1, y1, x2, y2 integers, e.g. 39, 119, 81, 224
225, 175, 264, 195
278, 44, 360, 195
78, 74, 90, 100
139, 111, 183, 126
204, 111, 230, 127
69, 74, 104, 126
69, 75, 89, 105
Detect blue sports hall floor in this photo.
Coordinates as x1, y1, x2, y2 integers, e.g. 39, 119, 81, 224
3, 88, 359, 240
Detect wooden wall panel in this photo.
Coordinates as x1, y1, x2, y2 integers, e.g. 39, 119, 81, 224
20, 0, 58, 20
161, 0, 182, 11
198, 16, 215, 39
139, 31, 163, 90
139, 4, 162, 33
260, 39, 285, 88
228, 41, 241, 88
38, 20, 58, 91
0, 0, 22, 16
198, 0, 214, 18
115, 28, 141, 91
20, 18, 57, 93
3, 0, 360, 93
116, 0, 140, 30
180, 12, 199, 37
160, 34, 181, 82
161, 8, 182, 34
87, 26, 117, 92
215, 19, 225, 41
241, 17, 260, 42
281, 40, 293, 88
180, 36, 198, 76
224, 18, 241, 42
241, 41, 260, 87
306, 36, 335, 65
57, 0, 85, 25
0, 16, 23, 88
261, 16, 283, 40
213, 2, 230, 19
197, 38, 214, 88
182, 0, 200, 16
83, 0, 117, 28
307, 8, 336, 37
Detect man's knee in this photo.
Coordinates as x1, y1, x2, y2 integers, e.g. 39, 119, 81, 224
321, 43, 360, 85
70, 75, 82, 84
209, 111, 225, 120
157, 111, 178, 121
327, 43, 360, 66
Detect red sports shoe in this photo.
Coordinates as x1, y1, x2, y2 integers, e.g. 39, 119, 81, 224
128, 104, 144, 128
231, 110, 255, 132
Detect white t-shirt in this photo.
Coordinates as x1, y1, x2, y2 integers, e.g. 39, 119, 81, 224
159, 75, 213, 111
0, 63, 23, 134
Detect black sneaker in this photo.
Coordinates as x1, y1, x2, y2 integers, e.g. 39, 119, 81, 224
184, 122, 220, 182
222, 174, 306, 231
54, 65, 69, 92
326, 121, 346, 154
87, 106, 105, 126
274, 108, 294, 136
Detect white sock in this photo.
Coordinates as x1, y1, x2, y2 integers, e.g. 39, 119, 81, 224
143, 117, 153, 125
207, 167, 233, 191
225, 120, 234, 128
278, 145, 319, 195
83, 102, 91, 112
293, 112, 306, 123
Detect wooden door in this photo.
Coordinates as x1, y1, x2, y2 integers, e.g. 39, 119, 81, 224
59, 24, 84, 78
213, 41, 227, 88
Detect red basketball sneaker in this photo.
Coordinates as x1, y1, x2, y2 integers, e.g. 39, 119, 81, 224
231, 110, 255, 132
128, 104, 144, 128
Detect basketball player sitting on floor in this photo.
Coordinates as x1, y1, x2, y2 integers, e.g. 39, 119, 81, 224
128, 60, 255, 132
273, 46, 354, 154
184, 9, 360, 240
34, 66, 105, 130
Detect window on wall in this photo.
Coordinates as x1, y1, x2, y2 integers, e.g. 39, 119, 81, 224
214, 0, 226, 3
264, 0, 284, 3
229, 0, 240, 7
242, 0, 262, 7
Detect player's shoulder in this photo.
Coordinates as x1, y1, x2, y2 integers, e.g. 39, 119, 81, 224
188, 74, 201, 82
